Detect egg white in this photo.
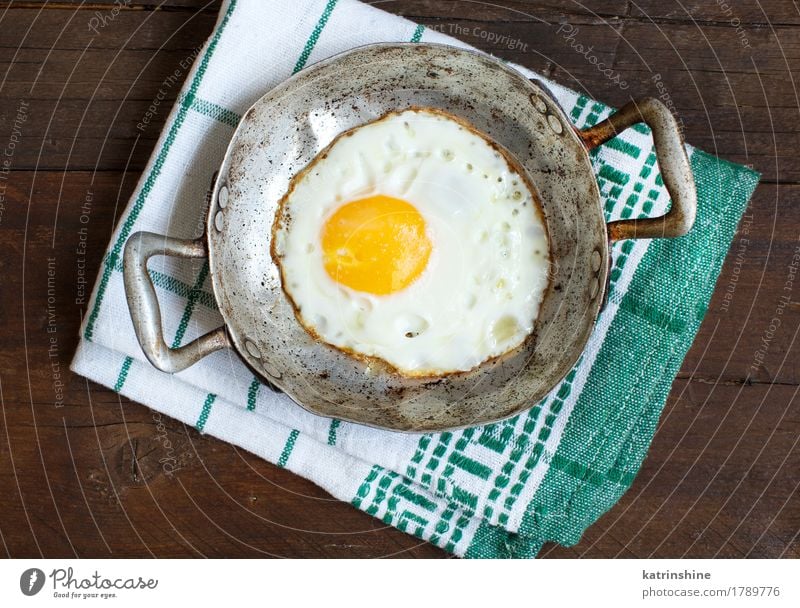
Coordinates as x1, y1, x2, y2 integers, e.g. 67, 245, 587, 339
273, 108, 550, 376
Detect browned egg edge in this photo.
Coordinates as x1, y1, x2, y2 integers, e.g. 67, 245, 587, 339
270, 106, 554, 380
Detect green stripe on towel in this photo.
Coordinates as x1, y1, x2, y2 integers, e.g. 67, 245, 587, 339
196, 393, 217, 432
187, 95, 241, 127
278, 430, 300, 467
293, 0, 339, 74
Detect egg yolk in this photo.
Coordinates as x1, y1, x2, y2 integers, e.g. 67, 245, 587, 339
321, 195, 432, 295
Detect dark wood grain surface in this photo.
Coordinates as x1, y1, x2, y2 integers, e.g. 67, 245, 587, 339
0, 0, 797, 558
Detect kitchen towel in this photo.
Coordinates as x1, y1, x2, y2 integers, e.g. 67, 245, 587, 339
71, 0, 760, 557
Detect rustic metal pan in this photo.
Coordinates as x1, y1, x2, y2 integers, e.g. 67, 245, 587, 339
123, 43, 696, 432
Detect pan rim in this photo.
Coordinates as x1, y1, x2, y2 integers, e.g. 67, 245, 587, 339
205, 42, 608, 432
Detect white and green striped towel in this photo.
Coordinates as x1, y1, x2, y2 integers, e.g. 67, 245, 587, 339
71, 0, 760, 557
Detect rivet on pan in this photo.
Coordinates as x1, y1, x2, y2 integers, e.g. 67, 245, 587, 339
530, 93, 547, 114
214, 210, 224, 232
591, 249, 602, 272
218, 184, 229, 208
262, 361, 283, 380
589, 277, 600, 300
245, 340, 261, 359
547, 114, 563, 135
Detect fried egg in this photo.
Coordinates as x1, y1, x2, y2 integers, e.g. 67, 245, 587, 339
272, 108, 550, 376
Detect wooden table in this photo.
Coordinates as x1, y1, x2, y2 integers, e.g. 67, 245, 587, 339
1, 0, 797, 558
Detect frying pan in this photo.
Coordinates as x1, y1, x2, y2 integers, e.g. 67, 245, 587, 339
123, 43, 696, 432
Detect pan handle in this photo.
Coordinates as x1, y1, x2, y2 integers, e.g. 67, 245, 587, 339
579, 97, 697, 241
123, 231, 230, 373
